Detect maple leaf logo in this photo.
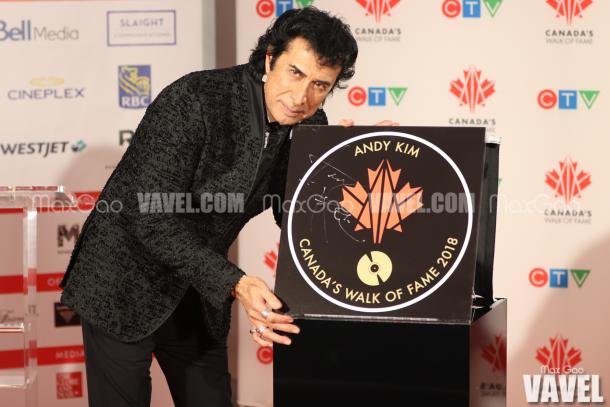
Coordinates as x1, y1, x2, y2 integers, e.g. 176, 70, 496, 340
450, 66, 495, 113
545, 157, 591, 204
482, 335, 507, 373
536, 335, 582, 371
546, 0, 593, 25
356, 0, 401, 23
263, 243, 279, 278
340, 159, 423, 244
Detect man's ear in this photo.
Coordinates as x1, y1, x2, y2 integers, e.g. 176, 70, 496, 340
264, 53, 272, 75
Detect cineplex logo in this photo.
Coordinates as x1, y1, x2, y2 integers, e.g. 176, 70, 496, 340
255, 0, 314, 18
545, 0, 594, 45
538, 89, 599, 110
348, 86, 407, 107
442, 0, 504, 18
448, 66, 497, 134
524, 336, 604, 403
353, 0, 402, 42
7, 77, 85, 101
0, 19, 79, 42
543, 157, 592, 224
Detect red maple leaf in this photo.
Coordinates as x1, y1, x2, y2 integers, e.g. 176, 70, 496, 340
340, 159, 423, 244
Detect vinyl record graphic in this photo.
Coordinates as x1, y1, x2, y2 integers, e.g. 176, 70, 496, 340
287, 131, 473, 312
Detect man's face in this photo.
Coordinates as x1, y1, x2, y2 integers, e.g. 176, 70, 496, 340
264, 37, 341, 125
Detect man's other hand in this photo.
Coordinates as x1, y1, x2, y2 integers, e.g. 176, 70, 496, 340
234, 275, 299, 347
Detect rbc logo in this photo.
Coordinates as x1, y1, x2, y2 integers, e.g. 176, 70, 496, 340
256, 0, 314, 18
529, 267, 591, 288
118, 65, 151, 109
442, 0, 504, 18
348, 86, 407, 106
537, 89, 599, 110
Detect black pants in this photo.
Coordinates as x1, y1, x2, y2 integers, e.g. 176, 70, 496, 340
81, 286, 233, 407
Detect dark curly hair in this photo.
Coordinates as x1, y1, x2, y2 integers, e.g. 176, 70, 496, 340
249, 7, 358, 92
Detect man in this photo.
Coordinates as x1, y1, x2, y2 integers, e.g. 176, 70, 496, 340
59, 7, 359, 407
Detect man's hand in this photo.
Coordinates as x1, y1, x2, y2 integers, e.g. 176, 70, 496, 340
234, 275, 299, 347
338, 119, 399, 127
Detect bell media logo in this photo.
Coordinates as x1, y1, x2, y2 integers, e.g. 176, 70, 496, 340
442, 0, 504, 18
523, 336, 604, 403
256, 0, 314, 18
348, 86, 407, 107
118, 65, 151, 109
529, 267, 591, 288
0, 19, 79, 42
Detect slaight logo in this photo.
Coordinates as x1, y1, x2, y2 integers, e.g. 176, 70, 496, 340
523, 336, 604, 403
348, 86, 407, 107
7, 77, 85, 101
482, 334, 507, 373
356, 0, 401, 23
450, 66, 495, 113
528, 267, 591, 288
118, 65, 151, 109
545, 157, 591, 204
0, 19, 79, 42
442, 0, 504, 18
546, 0, 593, 25
538, 89, 599, 110
256, 0, 315, 18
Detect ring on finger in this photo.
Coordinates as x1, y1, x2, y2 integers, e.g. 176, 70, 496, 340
256, 325, 268, 337
261, 308, 270, 320
249, 327, 257, 335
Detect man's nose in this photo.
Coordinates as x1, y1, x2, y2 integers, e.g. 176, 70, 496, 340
291, 82, 308, 106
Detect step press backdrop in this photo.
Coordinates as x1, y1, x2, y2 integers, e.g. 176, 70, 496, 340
233, 1, 609, 407
0, 1, 609, 407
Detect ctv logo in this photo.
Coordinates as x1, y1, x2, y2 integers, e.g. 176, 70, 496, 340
523, 336, 604, 403
529, 267, 591, 288
442, 0, 504, 18
256, 0, 314, 18
546, 0, 593, 25
450, 66, 495, 113
545, 157, 591, 204
356, 0, 401, 23
348, 86, 407, 106
118, 65, 151, 109
537, 89, 599, 110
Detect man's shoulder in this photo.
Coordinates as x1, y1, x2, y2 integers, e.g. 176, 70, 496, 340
164, 64, 247, 96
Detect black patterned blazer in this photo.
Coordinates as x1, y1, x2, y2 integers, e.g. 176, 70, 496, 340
59, 63, 328, 342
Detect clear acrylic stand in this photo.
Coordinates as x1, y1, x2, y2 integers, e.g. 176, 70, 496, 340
0, 186, 76, 407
